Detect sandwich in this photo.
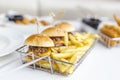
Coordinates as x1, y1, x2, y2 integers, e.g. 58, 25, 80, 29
24, 34, 54, 56
54, 22, 75, 46
41, 27, 66, 46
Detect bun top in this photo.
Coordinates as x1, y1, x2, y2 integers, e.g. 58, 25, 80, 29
24, 34, 54, 47
41, 27, 65, 37
55, 22, 75, 32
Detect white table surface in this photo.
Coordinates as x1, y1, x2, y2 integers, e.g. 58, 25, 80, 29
0, 17, 120, 80
0, 42, 120, 80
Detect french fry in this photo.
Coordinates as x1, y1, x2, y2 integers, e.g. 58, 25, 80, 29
51, 52, 75, 59
69, 34, 84, 47
56, 62, 67, 73
89, 34, 100, 39
114, 14, 120, 26
65, 54, 79, 74
74, 32, 91, 40
62, 46, 89, 52
39, 60, 51, 69
56, 57, 77, 73
57, 58, 69, 72
58, 54, 77, 73
84, 39, 94, 46
69, 54, 78, 64
74, 32, 99, 40
64, 32, 69, 46
67, 66, 74, 74
51, 48, 58, 53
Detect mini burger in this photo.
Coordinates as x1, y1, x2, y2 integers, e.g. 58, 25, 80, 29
54, 22, 75, 46
41, 27, 66, 47
24, 34, 54, 56
54, 22, 75, 34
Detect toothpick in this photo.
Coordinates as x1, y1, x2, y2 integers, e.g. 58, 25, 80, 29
35, 18, 40, 34
49, 12, 56, 24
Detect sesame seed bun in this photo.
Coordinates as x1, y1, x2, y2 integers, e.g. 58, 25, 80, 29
24, 34, 54, 47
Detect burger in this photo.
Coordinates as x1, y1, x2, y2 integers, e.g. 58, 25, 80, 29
41, 27, 66, 47
24, 34, 54, 57
54, 22, 75, 34
54, 22, 75, 46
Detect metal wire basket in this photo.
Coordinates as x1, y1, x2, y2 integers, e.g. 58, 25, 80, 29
16, 39, 97, 75
99, 31, 120, 48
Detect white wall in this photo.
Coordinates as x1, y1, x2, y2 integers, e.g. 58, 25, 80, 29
0, 0, 38, 16
0, 0, 120, 20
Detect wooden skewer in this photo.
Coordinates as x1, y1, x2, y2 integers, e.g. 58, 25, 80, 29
113, 14, 120, 26
49, 12, 56, 24
35, 18, 41, 34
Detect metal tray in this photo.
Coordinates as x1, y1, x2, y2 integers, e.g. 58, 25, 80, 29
99, 31, 120, 48
15, 39, 97, 75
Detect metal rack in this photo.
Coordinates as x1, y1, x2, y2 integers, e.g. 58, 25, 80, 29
99, 31, 120, 48
15, 39, 97, 75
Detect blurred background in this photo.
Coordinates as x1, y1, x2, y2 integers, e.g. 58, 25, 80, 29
0, 0, 120, 20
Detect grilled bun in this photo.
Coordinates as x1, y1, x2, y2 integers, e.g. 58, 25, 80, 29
24, 34, 54, 47
55, 22, 75, 32
41, 27, 65, 37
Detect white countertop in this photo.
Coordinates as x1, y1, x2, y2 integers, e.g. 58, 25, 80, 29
0, 42, 120, 80
0, 17, 120, 80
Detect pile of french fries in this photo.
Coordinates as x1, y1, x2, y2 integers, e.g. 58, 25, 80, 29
25, 32, 99, 74
51, 32, 99, 74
